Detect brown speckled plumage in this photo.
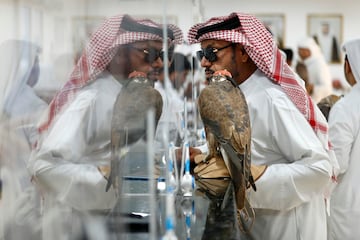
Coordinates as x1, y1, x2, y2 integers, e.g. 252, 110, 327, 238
198, 73, 255, 210
106, 76, 162, 192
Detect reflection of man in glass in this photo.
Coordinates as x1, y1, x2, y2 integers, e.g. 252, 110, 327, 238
313, 22, 340, 62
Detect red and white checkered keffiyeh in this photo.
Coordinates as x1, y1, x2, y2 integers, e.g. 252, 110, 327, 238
38, 14, 183, 134
188, 12, 331, 150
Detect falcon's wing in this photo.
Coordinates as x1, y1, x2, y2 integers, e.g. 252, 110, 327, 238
106, 78, 163, 192
198, 78, 255, 210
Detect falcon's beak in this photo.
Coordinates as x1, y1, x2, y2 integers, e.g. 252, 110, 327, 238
204, 68, 214, 81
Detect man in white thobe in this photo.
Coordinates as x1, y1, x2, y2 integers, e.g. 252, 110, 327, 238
297, 37, 333, 104
188, 12, 336, 240
28, 14, 183, 240
327, 38, 360, 240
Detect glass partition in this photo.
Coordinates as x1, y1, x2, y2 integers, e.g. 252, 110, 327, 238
0, 1, 212, 239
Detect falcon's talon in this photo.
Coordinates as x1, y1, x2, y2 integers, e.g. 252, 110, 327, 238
203, 157, 211, 164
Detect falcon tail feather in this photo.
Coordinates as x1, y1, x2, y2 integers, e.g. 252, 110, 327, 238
220, 141, 256, 191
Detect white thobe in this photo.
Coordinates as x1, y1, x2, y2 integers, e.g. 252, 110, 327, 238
303, 56, 333, 104
10, 85, 48, 146
327, 83, 360, 240
240, 70, 332, 240
28, 72, 119, 239
7, 85, 47, 120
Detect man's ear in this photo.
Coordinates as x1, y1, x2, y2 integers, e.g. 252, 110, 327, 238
242, 53, 251, 63
239, 47, 250, 63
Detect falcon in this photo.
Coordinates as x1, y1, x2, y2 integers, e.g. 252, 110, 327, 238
197, 69, 256, 211
106, 71, 163, 192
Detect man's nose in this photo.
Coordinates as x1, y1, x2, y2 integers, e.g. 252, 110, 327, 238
151, 56, 163, 68
200, 56, 211, 67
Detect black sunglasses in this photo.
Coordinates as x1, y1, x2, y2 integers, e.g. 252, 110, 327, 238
130, 46, 166, 63
196, 43, 234, 62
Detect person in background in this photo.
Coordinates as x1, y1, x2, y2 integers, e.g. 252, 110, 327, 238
155, 48, 202, 170
295, 61, 313, 95
154, 52, 185, 147
0, 39, 47, 240
297, 37, 333, 103
281, 48, 294, 67
188, 12, 336, 240
28, 14, 183, 240
168, 52, 195, 139
327, 38, 360, 240
169, 52, 192, 96
0, 40, 48, 146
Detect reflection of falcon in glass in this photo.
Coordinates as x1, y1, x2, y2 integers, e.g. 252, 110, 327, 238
198, 70, 256, 210
106, 72, 163, 192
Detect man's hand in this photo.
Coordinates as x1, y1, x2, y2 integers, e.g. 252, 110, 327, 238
189, 147, 202, 163
175, 147, 202, 163
175, 146, 202, 173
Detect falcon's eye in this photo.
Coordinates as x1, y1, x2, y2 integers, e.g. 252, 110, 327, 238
216, 146, 221, 153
